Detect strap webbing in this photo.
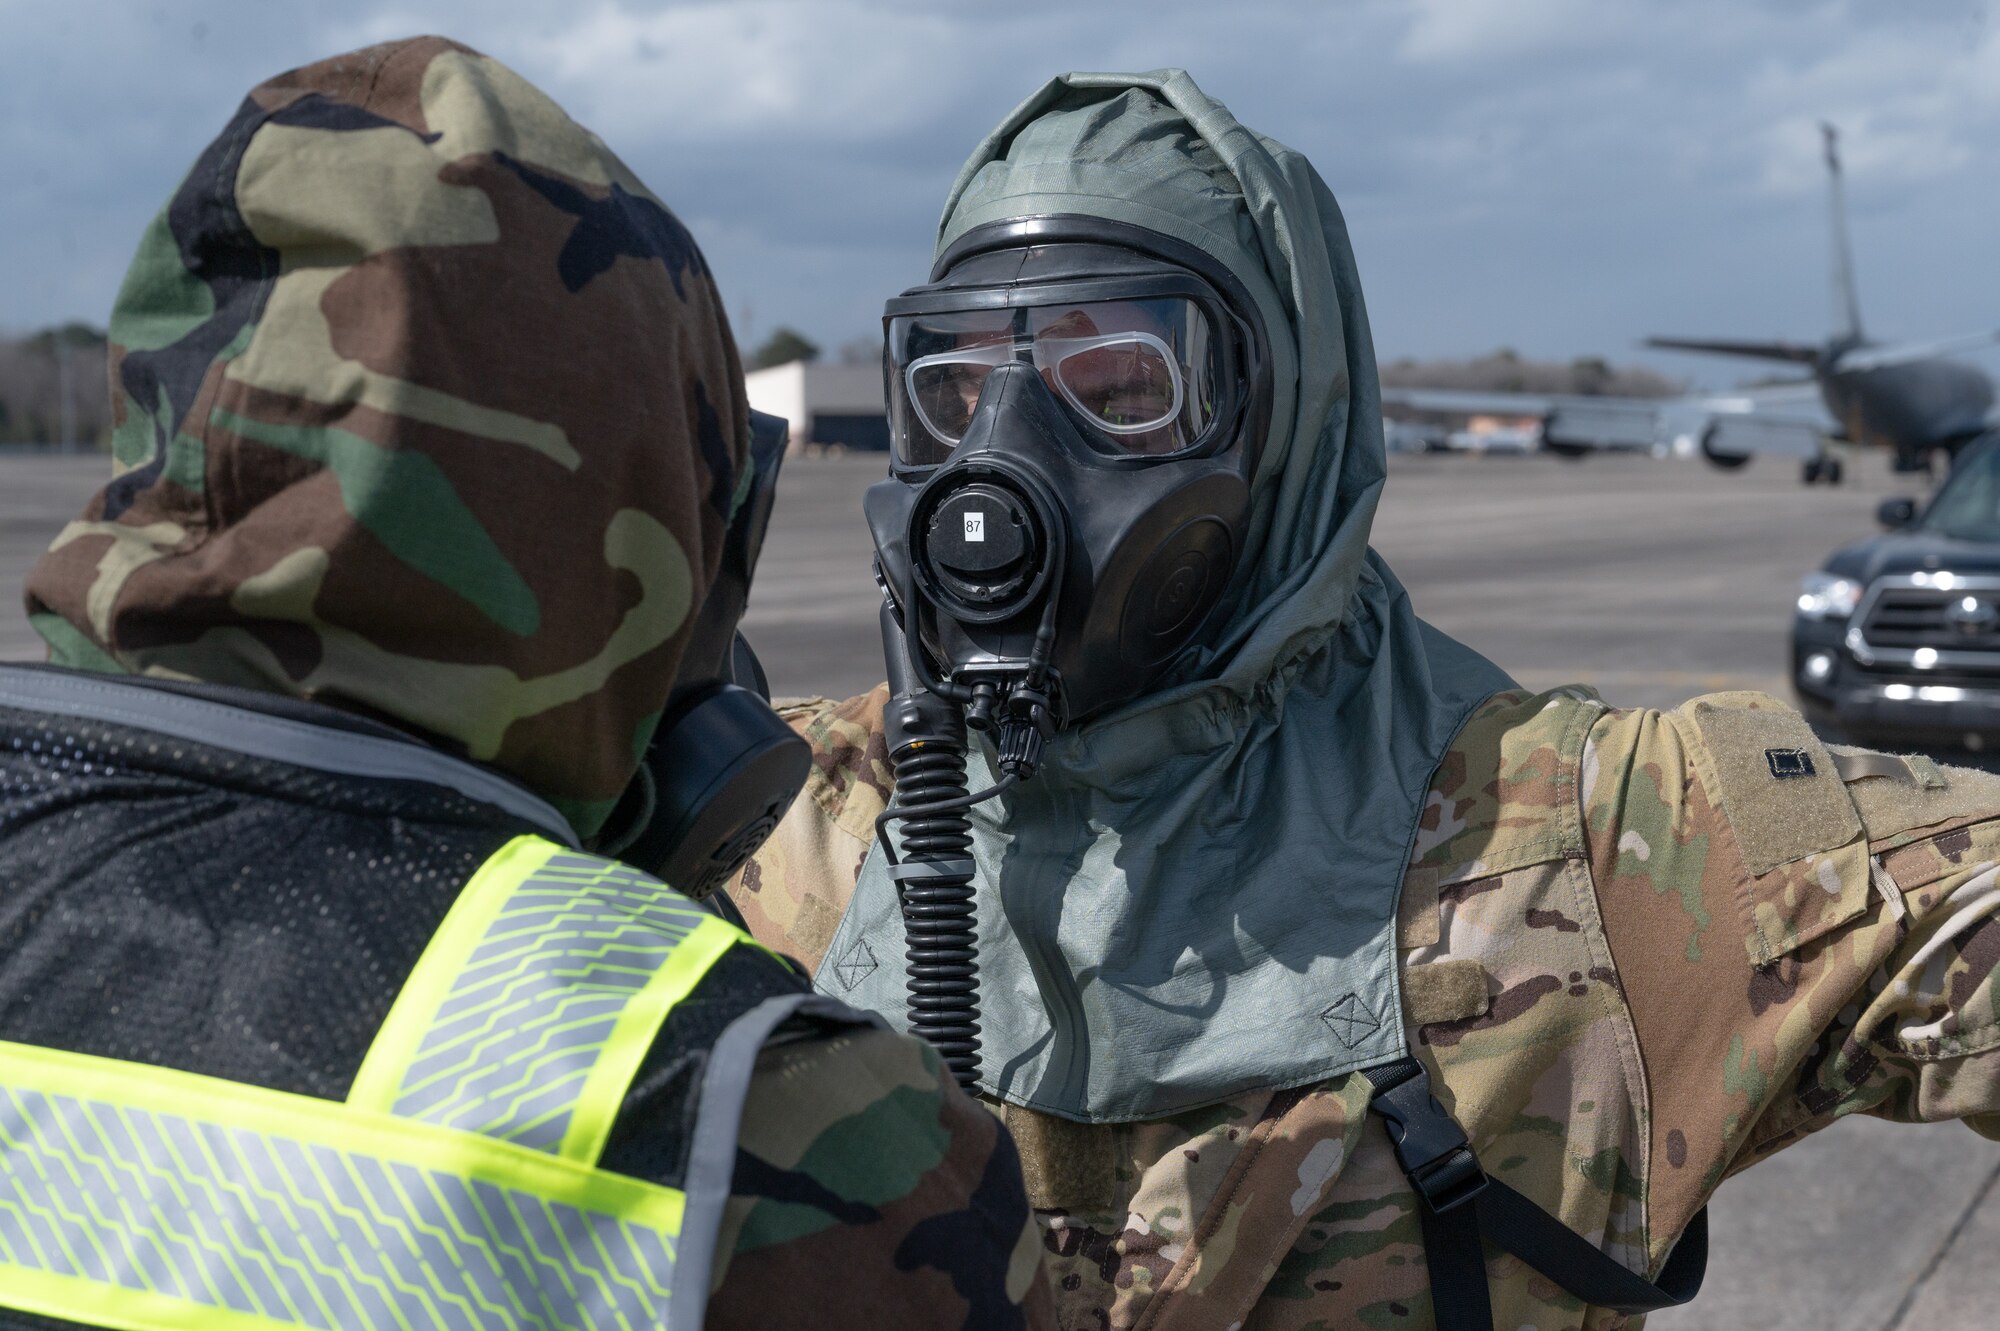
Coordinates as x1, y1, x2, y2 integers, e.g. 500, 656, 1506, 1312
1479, 1176, 1706, 1312
0, 664, 578, 845
1363, 1057, 1706, 1328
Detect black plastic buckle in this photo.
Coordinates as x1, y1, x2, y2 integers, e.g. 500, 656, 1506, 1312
1365, 1059, 1490, 1214
1406, 1142, 1488, 1214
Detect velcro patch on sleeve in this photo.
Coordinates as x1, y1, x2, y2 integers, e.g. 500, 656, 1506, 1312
1828, 745, 2000, 854
1398, 866, 1442, 950
1002, 1104, 1118, 1213
1402, 959, 1490, 1026
1683, 693, 1862, 877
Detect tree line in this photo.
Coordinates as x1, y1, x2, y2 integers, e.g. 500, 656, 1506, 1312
0, 324, 111, 448
748, 330, 1689, 398
1380, 347, 1679, 397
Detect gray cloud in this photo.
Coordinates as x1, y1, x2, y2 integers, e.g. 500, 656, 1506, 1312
3, 0, 1996, 386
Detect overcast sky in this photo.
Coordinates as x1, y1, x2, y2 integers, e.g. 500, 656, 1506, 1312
3, 0, 1997, 386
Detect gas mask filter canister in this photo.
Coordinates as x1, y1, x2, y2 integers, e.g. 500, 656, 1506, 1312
597, 410, 811, 905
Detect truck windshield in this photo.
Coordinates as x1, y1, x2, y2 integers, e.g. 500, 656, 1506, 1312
1919, 444, 2000, 541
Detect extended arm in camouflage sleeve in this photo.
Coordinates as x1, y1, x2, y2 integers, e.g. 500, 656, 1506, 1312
1756, 804, 2000, 1144
1584, 696, 2000, 1266
708, 1022, 1056, 1330
729, 687, 894, 973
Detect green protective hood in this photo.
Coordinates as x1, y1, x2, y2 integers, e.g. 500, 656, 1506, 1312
818, 71, 1513, 1122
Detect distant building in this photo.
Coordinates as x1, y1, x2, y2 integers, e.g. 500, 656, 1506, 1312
1446, 415, 1543, 454
743, 362, 888, 452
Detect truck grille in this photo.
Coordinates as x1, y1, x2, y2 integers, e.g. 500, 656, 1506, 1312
1861, 584, 2000, 651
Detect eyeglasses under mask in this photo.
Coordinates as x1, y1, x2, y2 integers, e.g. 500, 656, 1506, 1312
887, 296, 1224, 466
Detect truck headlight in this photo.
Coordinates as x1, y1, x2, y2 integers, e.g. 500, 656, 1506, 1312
1797, 573, 1862, 620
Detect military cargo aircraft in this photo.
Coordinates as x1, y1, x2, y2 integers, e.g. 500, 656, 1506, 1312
1383, 125, 2000, 483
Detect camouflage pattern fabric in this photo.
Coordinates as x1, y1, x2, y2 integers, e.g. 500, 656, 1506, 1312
729, 685, 2000, 1329
23, 36, 750, 838
723, 1022, 1057, 1329
18, 37, 1057, 1329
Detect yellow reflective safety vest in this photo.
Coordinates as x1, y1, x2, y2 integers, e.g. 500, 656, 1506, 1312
0, 834, 838, 1331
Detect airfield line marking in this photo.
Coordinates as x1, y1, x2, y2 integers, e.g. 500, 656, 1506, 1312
1879, 1155, 2000, 1331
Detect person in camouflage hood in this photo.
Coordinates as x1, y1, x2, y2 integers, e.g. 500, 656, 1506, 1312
728, 70, 2000, 1330
1, 36, 1052, 1331
24, 35, 748, 839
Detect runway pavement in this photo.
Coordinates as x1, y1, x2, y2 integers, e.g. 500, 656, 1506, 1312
0, 455, 101, 660
742, 447, 1925, 709
3, 447, 1995, 1328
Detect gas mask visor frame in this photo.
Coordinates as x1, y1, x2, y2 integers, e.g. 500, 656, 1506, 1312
887, 278, 1230, 468
883, 224, 1267, 478
870, 218, 1277, 721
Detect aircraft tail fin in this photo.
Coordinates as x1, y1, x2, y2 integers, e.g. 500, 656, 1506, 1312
1823, 122, 1865, 342
1644, 335, 1823, 365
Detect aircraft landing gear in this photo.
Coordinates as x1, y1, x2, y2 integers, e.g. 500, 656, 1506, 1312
1802, 456, 1845, 486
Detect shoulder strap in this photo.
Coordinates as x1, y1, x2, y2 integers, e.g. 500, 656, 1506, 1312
1362, 1057, 1706, 1328
0, 663, 579, 846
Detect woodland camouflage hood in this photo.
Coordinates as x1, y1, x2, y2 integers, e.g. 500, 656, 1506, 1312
25, 37, 751, 837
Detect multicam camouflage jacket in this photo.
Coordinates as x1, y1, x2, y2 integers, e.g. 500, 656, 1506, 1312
730, 683, 2000, 1330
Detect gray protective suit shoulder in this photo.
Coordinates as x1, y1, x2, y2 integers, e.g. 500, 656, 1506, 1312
820, 70, 1514, 1122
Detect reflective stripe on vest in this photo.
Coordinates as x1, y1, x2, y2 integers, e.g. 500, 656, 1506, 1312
349, 837, 744, 1161
0, 835, 767, 1331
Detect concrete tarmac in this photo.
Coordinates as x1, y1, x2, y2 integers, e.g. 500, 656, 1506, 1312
735, 448, 1929, 710
3, 448, 1995, 1327
0, 456, 101, 660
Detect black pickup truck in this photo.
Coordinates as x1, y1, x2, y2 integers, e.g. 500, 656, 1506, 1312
1794, 433, 2000, 748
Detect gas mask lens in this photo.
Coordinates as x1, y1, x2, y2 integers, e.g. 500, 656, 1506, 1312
890, 297, 1221, 465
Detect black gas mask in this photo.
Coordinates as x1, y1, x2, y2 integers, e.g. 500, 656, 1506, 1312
868, 218, 1270, 756
597, 408, 810, 902
866, 219, 1271, 1086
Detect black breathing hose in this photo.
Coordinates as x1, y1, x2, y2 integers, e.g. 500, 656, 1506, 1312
874, 591, 1050, 1091
875, 600, 1011, 1089
878, 744, 1006, 1090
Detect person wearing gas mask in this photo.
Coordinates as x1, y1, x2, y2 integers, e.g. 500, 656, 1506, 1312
728, 70, 2000, 1331
0, 37, 1052, 1331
